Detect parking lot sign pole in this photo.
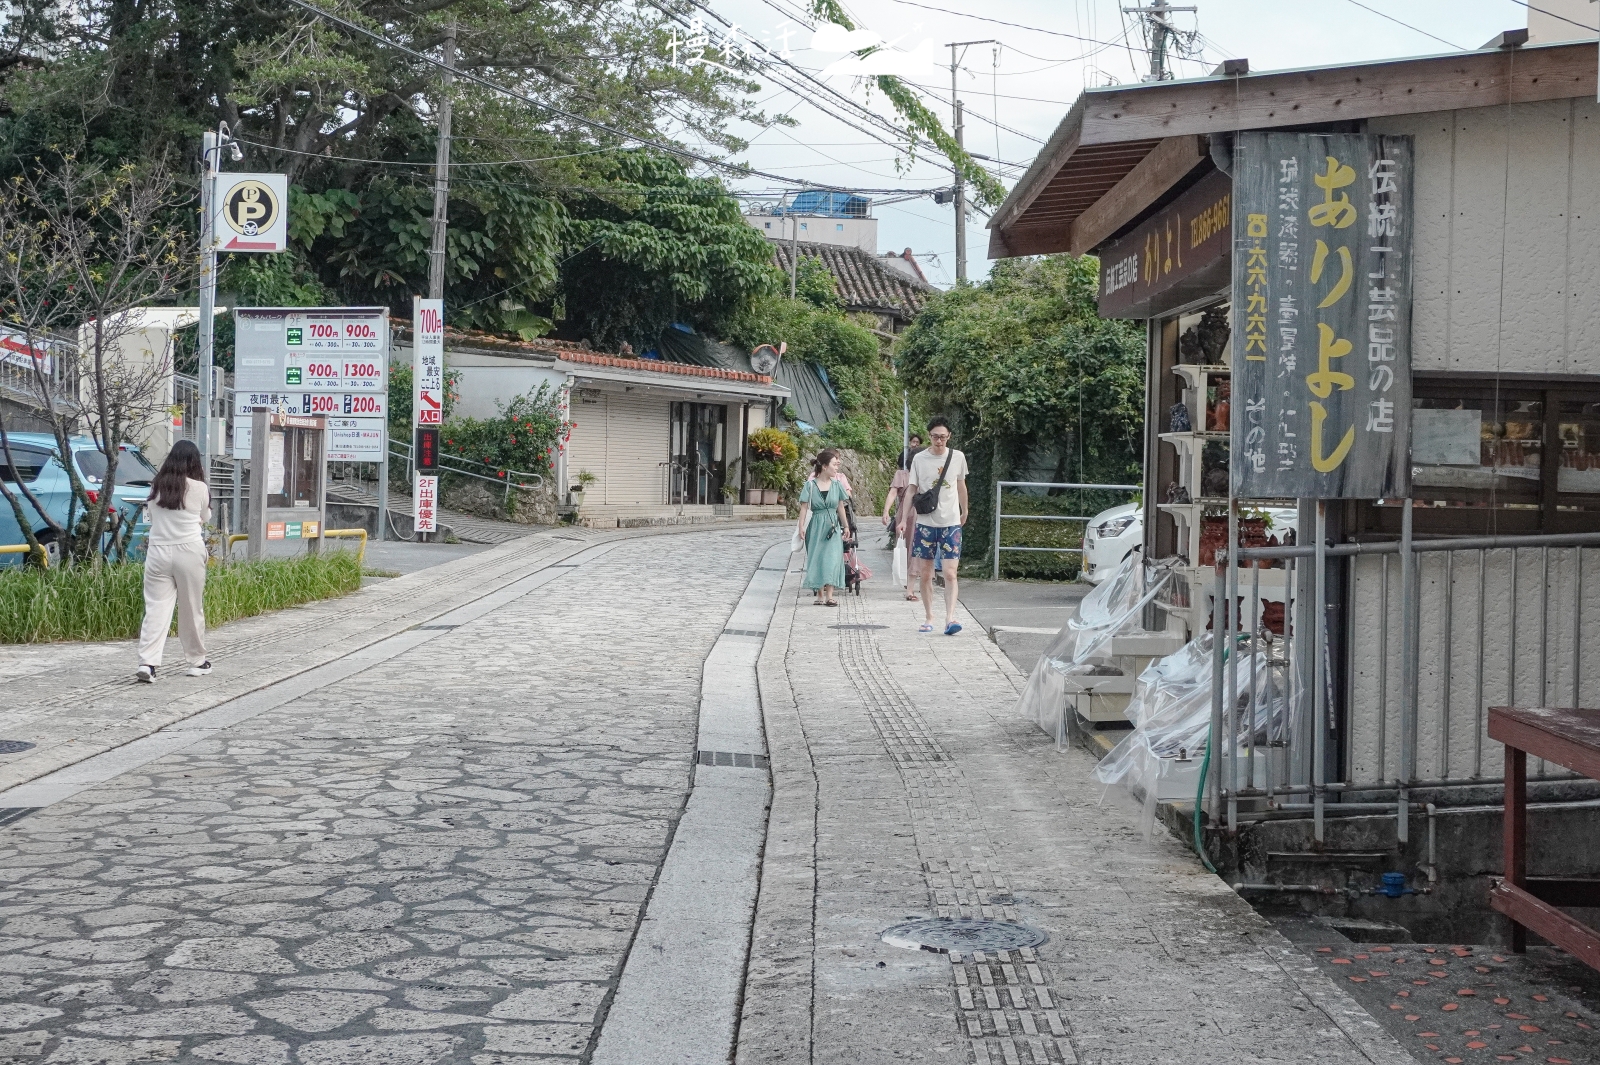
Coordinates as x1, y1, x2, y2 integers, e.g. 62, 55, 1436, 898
197, 130, 220, 473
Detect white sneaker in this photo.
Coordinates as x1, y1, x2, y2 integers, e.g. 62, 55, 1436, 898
135, 665, 156, 683
186, 661, 213, 677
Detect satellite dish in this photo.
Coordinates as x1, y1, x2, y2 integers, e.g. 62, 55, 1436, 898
751, 343, 784, 375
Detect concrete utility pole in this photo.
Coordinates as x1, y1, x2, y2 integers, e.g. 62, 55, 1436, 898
947, 40, 996, 283
428, 23, 457, 300
1121, 0, 1196, 82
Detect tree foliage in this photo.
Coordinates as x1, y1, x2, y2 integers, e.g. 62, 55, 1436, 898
894, 255, 1147, 573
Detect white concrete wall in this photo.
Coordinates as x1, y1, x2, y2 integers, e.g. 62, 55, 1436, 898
1369, 97, 1600, 374
448, 354, 567, 420
1345, 546, 1600, 786
745, 214, 878, 253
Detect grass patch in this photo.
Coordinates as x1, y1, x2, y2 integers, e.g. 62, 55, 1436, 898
0, 551, 363, 643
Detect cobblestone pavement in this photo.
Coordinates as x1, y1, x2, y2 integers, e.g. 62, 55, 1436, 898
0, 529, 775, 1064
739, 564, 1420, 1065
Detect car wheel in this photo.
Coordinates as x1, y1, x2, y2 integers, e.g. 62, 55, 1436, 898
35, 532, 60, 567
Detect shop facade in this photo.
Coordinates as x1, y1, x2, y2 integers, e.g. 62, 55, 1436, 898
990, 39, 1600, 823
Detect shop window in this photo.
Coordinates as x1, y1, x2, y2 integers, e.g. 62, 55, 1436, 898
1356, 378, 1600, 537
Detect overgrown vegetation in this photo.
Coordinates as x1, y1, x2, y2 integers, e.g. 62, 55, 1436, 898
442, 384, 567, 478
0, 552, 361, 643
895, 255, 1147, 578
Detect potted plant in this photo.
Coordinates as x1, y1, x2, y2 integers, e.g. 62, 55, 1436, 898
570, 469, 596, 504
747, 428, 798, 505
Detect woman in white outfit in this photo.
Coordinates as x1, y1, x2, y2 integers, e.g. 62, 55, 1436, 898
136, 439, 212, 682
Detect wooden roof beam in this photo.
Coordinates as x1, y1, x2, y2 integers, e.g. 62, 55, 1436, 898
1068, 135, 1208, 255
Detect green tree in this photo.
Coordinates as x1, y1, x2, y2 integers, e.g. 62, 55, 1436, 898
894, 255, 1146, 575
557, 151, 779, 348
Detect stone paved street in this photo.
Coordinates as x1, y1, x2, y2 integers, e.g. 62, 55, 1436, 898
0, 528, 775, 1064
0, 526, 1440, 1065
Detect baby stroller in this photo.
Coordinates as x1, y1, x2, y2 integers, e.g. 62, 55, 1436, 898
842, 497, 872, 595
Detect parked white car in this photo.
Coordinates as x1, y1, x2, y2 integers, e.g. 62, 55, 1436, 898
1080, 503, 1300, 583
1080, 503, 1142, 584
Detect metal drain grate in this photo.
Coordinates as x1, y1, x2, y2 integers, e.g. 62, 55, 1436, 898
416, 624, 459, 631
722, 628, 767, 637
0, 808, 39, 827
881, 917, 1048, 954
830, 623, 888, 630
0, 740, 36, 755
696, 750, 770, 770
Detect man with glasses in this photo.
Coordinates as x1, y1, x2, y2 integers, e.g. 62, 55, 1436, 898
901, 416, 968, 635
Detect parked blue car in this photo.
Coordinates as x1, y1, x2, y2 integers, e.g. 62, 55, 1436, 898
0, 433, 154, 566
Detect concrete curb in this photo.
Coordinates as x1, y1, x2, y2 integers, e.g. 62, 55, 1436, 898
735, 553, 817, 1065
590, 540, 788, 1065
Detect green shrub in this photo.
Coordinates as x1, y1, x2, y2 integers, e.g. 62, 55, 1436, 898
442, 383, 566, 479
0, 551, 362, 643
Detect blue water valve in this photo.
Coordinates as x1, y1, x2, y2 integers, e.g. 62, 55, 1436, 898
1376, 871, 1416, 898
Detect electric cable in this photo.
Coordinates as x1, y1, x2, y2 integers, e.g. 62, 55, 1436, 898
879, 0, 1128, 44
1503, 0, 1599, 32
1339, 0, 1465, 50
279, 0, 899, 194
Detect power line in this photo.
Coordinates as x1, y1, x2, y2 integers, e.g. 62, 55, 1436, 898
1504, 0, 1599, 32
278, 0, 889, 194
1339, 0, 1464, 50
880, 0, 1127, 44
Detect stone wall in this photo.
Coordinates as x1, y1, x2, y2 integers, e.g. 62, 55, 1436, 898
441, 474, 558, 526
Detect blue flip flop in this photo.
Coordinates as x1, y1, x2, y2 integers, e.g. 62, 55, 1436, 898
944, 622, 962, 636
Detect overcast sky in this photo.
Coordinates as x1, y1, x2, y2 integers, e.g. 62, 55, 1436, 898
684, 0, 1576, 286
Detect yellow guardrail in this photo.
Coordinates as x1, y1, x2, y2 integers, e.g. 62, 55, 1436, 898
322, 528, 367, 564
0, 543, 47, 568
223, 529, 367, 565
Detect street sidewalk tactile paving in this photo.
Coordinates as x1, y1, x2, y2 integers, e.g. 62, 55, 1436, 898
0, 522, 1438, 1065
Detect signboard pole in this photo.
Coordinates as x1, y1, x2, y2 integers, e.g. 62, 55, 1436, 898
412, 297, 444, 539
197, 131, 220, 472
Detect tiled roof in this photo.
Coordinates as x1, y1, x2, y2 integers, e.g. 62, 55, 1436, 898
393, 320, 772, 384
769, 240, 934, 320
558, 349, 772, 385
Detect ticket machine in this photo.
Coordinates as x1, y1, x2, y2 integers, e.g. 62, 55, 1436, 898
247, 409, 327, 560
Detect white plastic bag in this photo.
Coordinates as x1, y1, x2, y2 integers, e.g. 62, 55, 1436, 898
892, 539, 908, 584
790, 527, 804, 555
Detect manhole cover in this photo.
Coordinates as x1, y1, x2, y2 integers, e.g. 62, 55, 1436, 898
0, 741, 36, 755
830, 623, 888, 630
881, 917, 1048, 954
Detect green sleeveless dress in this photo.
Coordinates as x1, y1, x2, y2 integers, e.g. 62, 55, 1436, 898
801, 479, 848, 591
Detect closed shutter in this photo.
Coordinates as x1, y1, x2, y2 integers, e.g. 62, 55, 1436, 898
566, 389, 607, 496
603, 393, 670, 504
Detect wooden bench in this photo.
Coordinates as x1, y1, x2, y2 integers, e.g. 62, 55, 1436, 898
1488, 705, 1600, 969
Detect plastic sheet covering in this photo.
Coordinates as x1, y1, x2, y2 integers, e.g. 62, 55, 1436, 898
1093, 635, 1284, 827
1015, 551, 1173, 739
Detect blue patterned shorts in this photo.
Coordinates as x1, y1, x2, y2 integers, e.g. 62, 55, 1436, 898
912, 523, 962, 561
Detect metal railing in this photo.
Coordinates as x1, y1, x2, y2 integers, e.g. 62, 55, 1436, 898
172, 372, 234, 446
389, 438, 544, 505
991, 480, 1141, 580
1209, 505, 1600, 844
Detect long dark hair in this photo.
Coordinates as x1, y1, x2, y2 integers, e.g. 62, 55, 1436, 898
152, 440, 205, 510
812, 448, 840, 477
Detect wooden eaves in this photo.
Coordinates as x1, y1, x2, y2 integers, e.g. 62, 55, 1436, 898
988, 40, 1600, 260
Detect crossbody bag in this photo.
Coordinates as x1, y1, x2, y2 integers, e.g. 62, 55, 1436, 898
911, 451, 953, 515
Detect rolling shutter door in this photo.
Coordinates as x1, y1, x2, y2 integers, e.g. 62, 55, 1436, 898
603, 393, 670, 504
566, 389, 607, 496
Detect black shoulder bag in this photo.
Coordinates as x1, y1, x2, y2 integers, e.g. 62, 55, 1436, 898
912, 451, 953, 515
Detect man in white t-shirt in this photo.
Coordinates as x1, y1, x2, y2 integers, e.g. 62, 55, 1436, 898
901, 416, 968, 635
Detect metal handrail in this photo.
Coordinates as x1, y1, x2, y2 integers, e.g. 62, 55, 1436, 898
991, 480, 1141, 580
389, 439, 544, 509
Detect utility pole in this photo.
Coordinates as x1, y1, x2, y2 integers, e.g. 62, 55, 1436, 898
947, 40, 996, 284
1121, 0, 1196, 82
789, 197, 799, 299
428, 22, 457, 300
197, 123, 240, 476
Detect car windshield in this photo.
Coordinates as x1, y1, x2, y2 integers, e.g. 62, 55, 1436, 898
1, 446, 52, 484
76, 448, 158, 487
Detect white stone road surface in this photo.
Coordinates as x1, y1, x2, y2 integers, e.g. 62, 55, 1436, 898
0, 528, 1420, 1065
0, 529, 776, 1064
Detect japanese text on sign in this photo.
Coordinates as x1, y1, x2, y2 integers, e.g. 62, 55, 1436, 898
1231, 133, 1413, 500
414, 474, 439, 533
413, 298, 445, 428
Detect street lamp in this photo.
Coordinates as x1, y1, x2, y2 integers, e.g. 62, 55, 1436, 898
197, 121, 241, 475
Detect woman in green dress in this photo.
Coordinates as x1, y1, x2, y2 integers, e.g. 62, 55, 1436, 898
797, 448, 850, 606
